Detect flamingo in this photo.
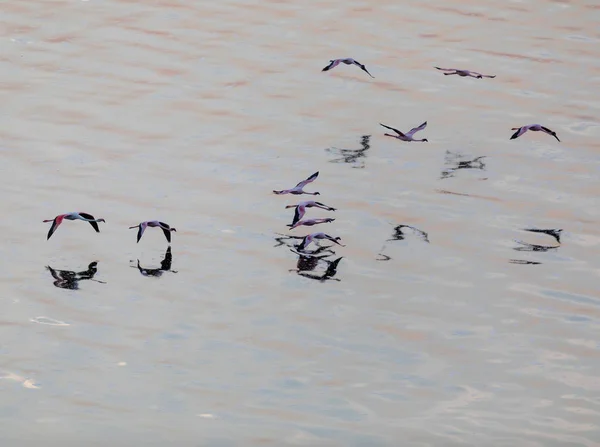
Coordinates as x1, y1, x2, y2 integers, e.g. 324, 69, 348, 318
510, 124, 560, 142
273, 171, 320, 195
322, 58, 374, 78
285, 200, 336, 225
129, 221, 177, 243
380, 122, 428, 142
297, 232, 345, 251
434, 67, 495, 78
287, 218, 335, 230
43, 212, 106, 240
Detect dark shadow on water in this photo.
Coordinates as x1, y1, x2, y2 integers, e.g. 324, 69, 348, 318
513, 240, 560, 252
132, 246, 177, 277
46, 261, 106, 290
325, 135, 371, 168
440, 151, 487, 179
523, 228, 562, 244
377, 224, 429, 261
509, 259, 542, 265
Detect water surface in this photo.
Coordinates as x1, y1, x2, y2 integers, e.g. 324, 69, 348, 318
2, 0, 600, 445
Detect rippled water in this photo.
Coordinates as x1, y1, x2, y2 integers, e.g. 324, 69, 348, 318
2, 0, 600, 445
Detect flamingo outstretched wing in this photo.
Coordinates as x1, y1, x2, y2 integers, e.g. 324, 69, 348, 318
79, 212, 101, 232
46, 215, 65, 240
379, 123, 405, 137
159, 222, 173, 243
406, 121, 427, 137
295, 172, 319, 188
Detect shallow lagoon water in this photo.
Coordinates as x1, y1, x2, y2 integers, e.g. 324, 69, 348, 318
1, 0, 600, 445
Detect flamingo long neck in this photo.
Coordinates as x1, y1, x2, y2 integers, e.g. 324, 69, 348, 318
75, 215, 100, 222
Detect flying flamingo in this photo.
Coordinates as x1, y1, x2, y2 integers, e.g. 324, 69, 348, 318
129, 221, 177, 243
380, 122, 428, 142
510, 124, 560, 142
297, 232, 345, 251
287, 218, 335, 230
285, 200, 337, 225
43, 212, 106, 240
273, 172, 320, 195
322, 58, 375, 78
434, 67, 495, 78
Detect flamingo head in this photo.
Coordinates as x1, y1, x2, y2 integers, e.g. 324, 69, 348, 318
332, 236, 347, 247
97, 218, 106, 223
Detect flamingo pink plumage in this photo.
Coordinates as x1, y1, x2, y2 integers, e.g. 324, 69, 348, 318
510, 124, 560, 142
273, 172, 320, 195
380, 122, 429, 142
322, 58, 375, 78
285, 200, 337, 225
129, 221, 177, 243
43, 212, 106, 240
297, 232, 345, 251
287, 218, 335, 230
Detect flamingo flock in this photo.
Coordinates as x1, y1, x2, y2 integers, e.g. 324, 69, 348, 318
273, 171, 343, 256
43, 59, 564, 283
44, 213, 176, 244
272, 60, 562, 276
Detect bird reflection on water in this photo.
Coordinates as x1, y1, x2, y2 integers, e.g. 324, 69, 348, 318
46, 261, 106, 290
273, 233, 305, 248
377, 224, 429, 261
510, 228, 563, 265
388, 225, 429, 243
273, 233, 343, 282
133, 246, 177, 277
523, 228, 562, 244
290, 255, 343, 282
440, 151, 487, 179
325, 135, 371, 168
509, 259, 542, 265
513, 240, 560, 252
